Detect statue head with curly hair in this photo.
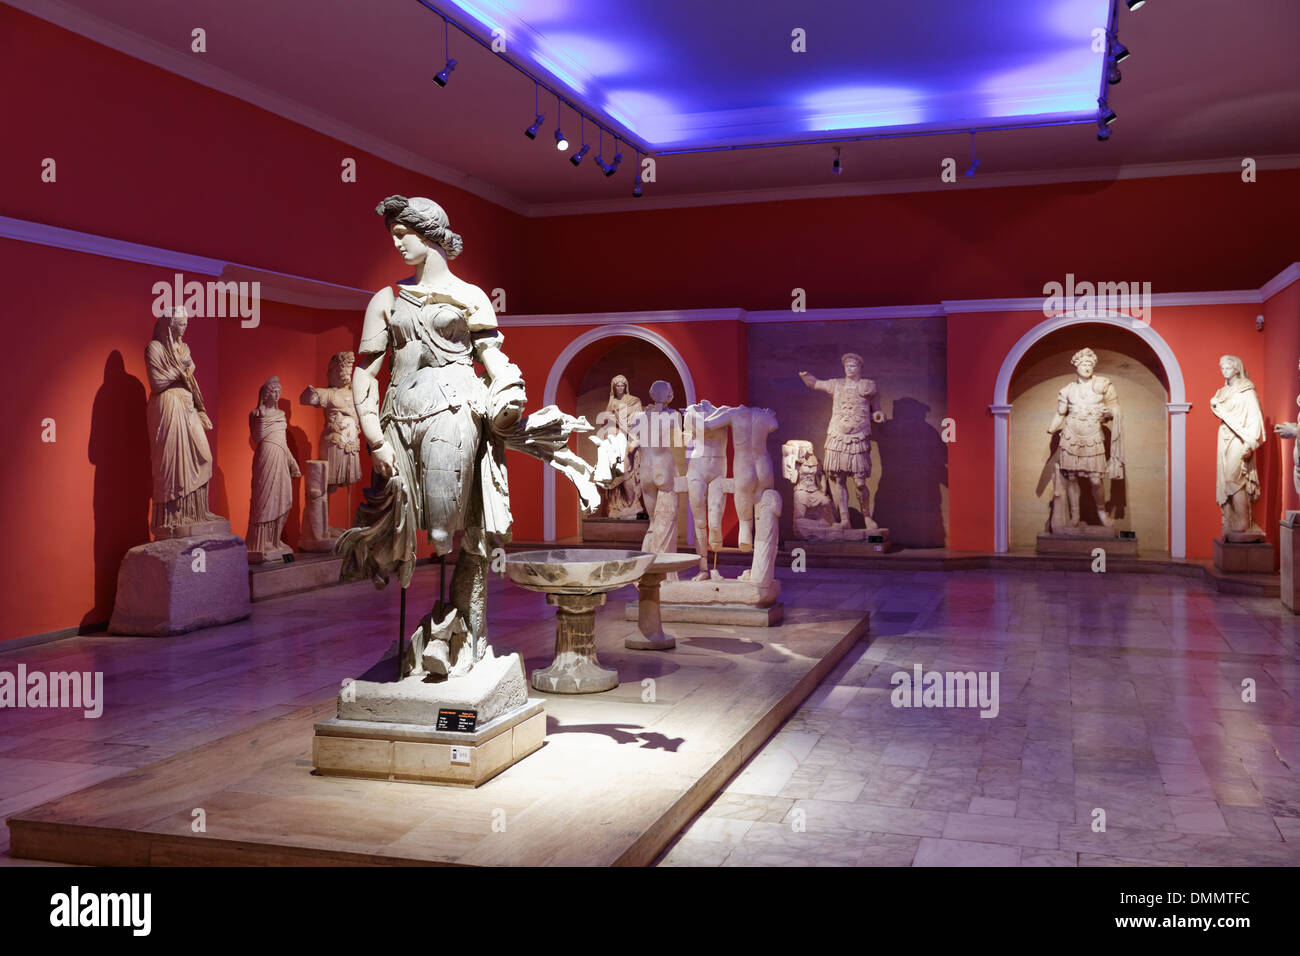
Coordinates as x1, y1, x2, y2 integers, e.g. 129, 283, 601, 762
375, 195, 464, 260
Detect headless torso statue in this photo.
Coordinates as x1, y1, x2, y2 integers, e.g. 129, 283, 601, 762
1047, 348, 1124, 533
799, 353, 884, 529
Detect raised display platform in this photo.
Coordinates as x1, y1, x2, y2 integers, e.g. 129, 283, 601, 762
248, 551, 344, 602
6, 605, 868, 867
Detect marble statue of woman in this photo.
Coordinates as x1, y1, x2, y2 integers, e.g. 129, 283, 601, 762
1046, 347, 1124, 532
338, 195, 599, 678
300, 351, 361, 504
145, 306, 226, 538
799, 353, 885, 529
1211, 355, 1266, 541
247, 376, 300, 562
599, 374, 643, 517
635, 380, 683, 554
1273, 355, 1300, 500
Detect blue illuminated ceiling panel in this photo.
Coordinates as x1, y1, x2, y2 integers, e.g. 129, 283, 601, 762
440, 0, 1112, 150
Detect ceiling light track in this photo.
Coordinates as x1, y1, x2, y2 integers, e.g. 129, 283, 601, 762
413, 0, 652, 169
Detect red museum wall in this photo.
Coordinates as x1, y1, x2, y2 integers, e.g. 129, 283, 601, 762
3, 7, 1298, 641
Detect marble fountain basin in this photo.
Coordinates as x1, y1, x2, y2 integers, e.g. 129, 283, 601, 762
504, 549, 655, 595
504, 549, 656, 694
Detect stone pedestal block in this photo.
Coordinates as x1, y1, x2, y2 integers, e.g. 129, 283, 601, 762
1213, 537, 1274, 574
314, 699, 545, 787
1037, 532, 1139, 556
1281, 516, 1299, 613
108, 533, 251, 636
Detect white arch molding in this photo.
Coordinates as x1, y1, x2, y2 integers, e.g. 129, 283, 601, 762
988, 312, 1190, 558
541, 324, 698, 541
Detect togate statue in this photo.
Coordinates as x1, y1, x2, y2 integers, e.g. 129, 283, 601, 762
1046, 347, 1124, 533
145, 306, 227, 538
337, 195, 600, 678
1211, 355, 1266, 541
247, 376, 300, 562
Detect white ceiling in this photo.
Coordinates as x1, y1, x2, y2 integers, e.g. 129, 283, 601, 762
15, 0, 1300, 215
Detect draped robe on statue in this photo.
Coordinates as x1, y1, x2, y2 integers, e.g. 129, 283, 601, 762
145, 316, 216, 531
1211, 379, 1264, 507
247, 405, 295, 551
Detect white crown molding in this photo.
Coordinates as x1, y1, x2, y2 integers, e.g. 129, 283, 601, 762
1261, 262, 1300, 301
499, 308, 745, 327
0, 215, 373, 310
9, 0, 530, 216
744, 305, 946, 323
523, 154, 1300, 218
943, 289, 1263, 313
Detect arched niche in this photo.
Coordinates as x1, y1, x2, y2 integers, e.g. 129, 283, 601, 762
542, 325, 697, 541
1007, 324, 1170, 551
990, 312, 1189, 557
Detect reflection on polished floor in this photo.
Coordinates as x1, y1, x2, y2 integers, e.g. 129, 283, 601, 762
2, 566, 1298, 866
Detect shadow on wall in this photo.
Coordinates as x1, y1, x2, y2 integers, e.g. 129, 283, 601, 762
872, 397, 947, 547
84, 351, 151, 631
282, 399, 309, 544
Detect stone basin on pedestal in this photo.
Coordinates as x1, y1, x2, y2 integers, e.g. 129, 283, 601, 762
505, 549, 655, 694
626, 552, 700, 650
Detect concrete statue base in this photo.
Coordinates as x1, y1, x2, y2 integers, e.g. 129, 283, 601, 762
1037, 530, 1138, 556
108, 532, 251, 636
313, 699, 545, 787
1213, 537, 1273, 574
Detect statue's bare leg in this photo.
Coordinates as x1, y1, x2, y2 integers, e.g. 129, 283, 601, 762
1089, 476, 1110, 526
734, 483, 755, 552
1066, 479, 1082, 527
688, 477, 710, 577
447, 551, 487, 674
854, 475, 878, 530
707, 478, 726, 553
831, 474, 851, 528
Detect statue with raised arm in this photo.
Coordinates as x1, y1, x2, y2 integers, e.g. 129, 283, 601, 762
1211, 355, 1266, 541
1046, 348, 1124, 532
799, 353, 885, 529
145, 305, 228, 539
1273, 356, 1300, 501
337, 196, 600, 679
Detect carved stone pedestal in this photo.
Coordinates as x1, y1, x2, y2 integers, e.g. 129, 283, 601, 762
532, 592, 619, 694
1279, 515, 1298, 612
1213, 537, 1273, 574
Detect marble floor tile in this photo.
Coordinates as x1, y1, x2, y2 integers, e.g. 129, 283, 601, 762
914, 837, 1021, 867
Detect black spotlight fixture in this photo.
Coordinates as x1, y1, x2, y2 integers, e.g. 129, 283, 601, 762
594, 131, 618, 175
606, 147, 623, 178
1101, 106, 1118, 126
570, 116, 589, 166
1097, 122, 1112, 141
1126, 0, 1146, 10
1107, 56, 1122, 85
524, 83, 544, 139
831, 146, 842, 175
434, 17, 456, 86
632, 151, 643, 197
1111, 39, 1130, 63
553, 94, 568, 151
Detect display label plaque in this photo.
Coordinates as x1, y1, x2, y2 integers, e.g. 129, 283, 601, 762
436, 708, 478, 733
